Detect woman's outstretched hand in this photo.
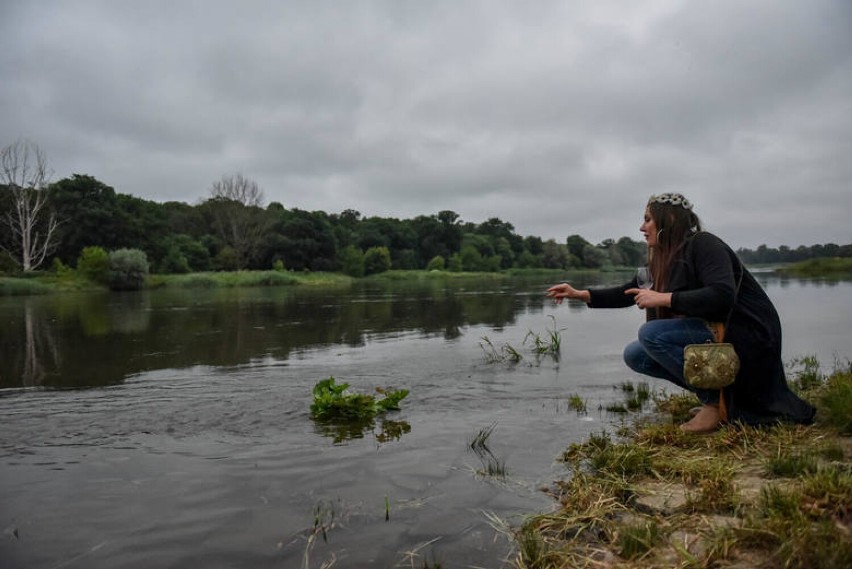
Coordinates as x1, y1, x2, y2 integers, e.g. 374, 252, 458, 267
546, 283, 591, 304
625, 288, 672, 309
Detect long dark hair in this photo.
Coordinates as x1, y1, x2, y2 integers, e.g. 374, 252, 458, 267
647, 201, 702, 292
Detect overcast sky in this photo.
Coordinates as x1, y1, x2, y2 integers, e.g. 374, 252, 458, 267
2, 1, 850, 250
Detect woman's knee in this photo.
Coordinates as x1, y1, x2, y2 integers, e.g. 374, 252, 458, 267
637, 319, 667, 346
623, 341, 647, 372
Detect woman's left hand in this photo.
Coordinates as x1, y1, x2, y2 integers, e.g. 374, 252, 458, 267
625, 288, 672, 309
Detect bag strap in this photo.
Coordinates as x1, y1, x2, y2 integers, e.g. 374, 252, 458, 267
717, 259, 744, 424
717, 260, 744, 343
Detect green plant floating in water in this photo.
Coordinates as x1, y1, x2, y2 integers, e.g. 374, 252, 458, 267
310, 376, 409, 421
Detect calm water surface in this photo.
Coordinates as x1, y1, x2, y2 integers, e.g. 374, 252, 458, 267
1, 274, 849, 568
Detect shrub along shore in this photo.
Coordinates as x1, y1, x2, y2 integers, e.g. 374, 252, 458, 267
499, 358, 852, 569
2, 256, 850, 297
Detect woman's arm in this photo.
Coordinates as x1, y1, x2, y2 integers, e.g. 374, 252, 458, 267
546, 282, 591, 304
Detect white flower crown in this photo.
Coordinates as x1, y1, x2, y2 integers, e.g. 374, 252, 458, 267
648, 193, 693, 211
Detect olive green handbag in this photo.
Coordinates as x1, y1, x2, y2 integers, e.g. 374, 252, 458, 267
683, 337, 739, 389
682, 266, 743, 390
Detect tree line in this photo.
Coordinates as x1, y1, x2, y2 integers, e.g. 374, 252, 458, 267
1, 140, 848, 276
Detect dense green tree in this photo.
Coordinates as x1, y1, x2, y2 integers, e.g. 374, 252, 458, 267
115, 193, 168, 261
476, 217, 514, 240
413, 211, 463, 266
268, 208, 337, 271
50, 174, 127, 264
76, 246, 110, 284
516, 250, 542, 268
737, 242, 850, 265
214, 246, 240, 271
158, 234, 211, 273
393, 249, 419, 269
523, 235, 544, 256
329, 209, 361, 250
494, 236, 515, 269
363, 246, 391, 275
615, 236, 647, 267
161, 201, 209, 238
159, 247, 191, 274
542, 240, 572, 269
0, 250, 18, 273
339, 245, 365, 277
426, 255, 445, 271
581, 244, 608, 269
566, 234, 591, 264
461, 233, 495, 257
30, 166, 852, 276
460, 244, 484, 271
356, 217, 391, 249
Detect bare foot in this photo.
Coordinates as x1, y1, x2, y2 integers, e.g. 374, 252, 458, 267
679, 404, 721, 433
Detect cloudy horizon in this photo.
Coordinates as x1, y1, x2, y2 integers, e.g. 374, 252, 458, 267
2, 0, 850, 250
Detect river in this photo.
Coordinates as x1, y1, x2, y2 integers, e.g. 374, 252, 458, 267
0, 273, 849, 568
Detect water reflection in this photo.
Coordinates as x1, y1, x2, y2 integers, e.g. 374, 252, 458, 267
0, 271, 846, 390
312, 416, 412, 445
19, 298, 61, 387
0, 276, 566, 390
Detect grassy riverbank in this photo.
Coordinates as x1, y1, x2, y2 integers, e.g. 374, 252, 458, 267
776, 257, 852, 279
0, 267, 578, 296
500, 359, 852, 568
0, 269, 356, 296
3, 257, 849, 297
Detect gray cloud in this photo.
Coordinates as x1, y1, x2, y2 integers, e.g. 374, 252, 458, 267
2, 0, 850, 249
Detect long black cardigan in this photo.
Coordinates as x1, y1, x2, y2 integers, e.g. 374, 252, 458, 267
587, 232, 815, 425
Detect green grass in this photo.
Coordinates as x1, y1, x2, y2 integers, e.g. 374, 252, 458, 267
0, 277, 53, 296
789, 354, 823, 391
0, 270, 108, 294
777, 257, 852, 278
364, 269, 508, 281
765, 450, 820, 477
617, 519, 664, 560
818, 363, 852, 434
1, 268, 355, 295
148, 270, 350, 288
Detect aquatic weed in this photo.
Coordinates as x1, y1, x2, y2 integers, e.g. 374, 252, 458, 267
310, 376, 408, 421
479, 336, 524, 364
469, 422, 508, 478
525, 315, 563, 356
566, 393, 587, 413
470, 422, 497, 452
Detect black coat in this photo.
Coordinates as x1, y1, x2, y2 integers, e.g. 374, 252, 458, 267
588, 232, 815, 425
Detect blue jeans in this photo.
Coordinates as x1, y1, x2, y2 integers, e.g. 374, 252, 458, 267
623, 318, 719, 404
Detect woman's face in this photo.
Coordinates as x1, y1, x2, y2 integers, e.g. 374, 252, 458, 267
640, 207, 657, 247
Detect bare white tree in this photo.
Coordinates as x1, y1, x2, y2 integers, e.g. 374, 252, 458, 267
206, 173, 269, 269
1, 140, 59, 271
210, 172, 265, 207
